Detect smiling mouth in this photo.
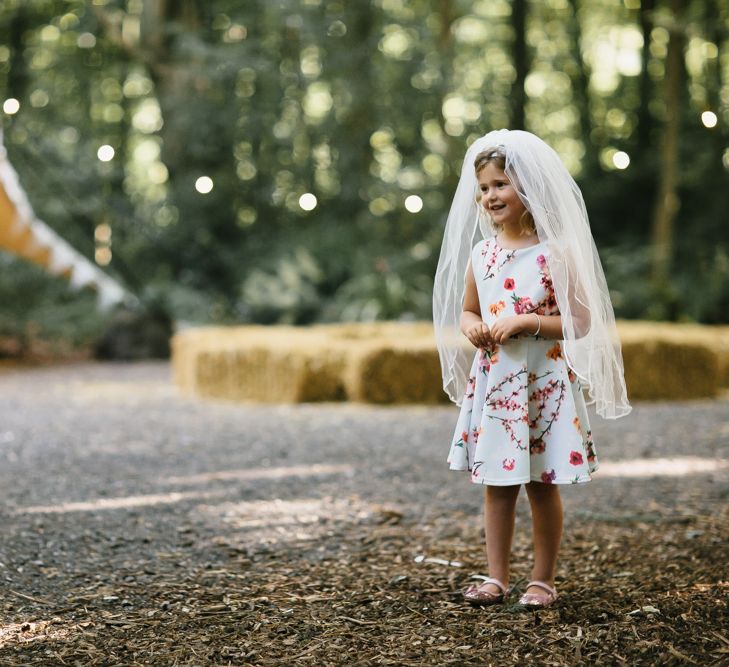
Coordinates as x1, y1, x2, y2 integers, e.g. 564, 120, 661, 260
490, 205, 505, 212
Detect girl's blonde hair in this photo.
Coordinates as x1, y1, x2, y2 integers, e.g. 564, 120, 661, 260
474, 147, 535, 235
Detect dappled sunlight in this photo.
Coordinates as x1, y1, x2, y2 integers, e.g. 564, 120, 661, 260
0, 619, 82, 649
195, 496, 387, 550
598, 456, 728, 478
11, 489, 227, 515
163, 462, 354, 485
10, 464, 355, 516
9, 457, 725, 517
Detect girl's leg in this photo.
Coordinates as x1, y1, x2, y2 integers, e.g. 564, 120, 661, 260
524, 481, 563, 594
481, 484, 521, 594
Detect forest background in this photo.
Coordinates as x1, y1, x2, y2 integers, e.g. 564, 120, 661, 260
0, 0, 728, 356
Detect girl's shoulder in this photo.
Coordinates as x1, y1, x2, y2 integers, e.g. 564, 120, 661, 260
472, 236, 495, 254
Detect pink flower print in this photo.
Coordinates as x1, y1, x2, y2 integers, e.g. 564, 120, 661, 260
567, 368, 576, 383
569, 450, 584, 466
541, 469, 556, 484
478, 351, 490, 375
461, 430, 469, 443
513, 295, 533, 314
536, 254, 546, 268
503, 277, 515, 290
502, 458, 516, 471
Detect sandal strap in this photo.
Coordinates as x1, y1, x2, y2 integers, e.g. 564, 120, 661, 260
477, 577, 508, 594
525, 580, 557, 596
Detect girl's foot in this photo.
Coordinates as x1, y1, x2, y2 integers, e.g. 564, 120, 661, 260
518, 580, 558, 607
463, 577, 509, 606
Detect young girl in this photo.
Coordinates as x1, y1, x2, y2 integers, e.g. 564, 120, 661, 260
432, 129, 631, 608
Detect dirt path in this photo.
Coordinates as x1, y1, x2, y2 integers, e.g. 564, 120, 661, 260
0, 362, 726, 665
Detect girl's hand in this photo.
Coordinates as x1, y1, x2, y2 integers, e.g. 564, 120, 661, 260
490, 315, 526, 344
465, 321, 493, 349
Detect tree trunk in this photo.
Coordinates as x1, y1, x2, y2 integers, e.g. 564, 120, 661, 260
705, 0, 724, 162
7, 7, 31, 100
636, 0, 655, 154
650, 0, 686, 289
567, 0, 596, 175
511, 0, 528, 130
335, 4, 375, 204
436, 0, 463, 191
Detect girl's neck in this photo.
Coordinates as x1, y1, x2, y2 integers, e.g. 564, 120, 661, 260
496, 225, 539, 249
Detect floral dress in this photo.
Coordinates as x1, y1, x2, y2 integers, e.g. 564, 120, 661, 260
446, 236, 598, 486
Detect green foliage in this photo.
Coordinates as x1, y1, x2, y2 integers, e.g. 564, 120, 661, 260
0, 252, 106, 355
0, 0, 727, 340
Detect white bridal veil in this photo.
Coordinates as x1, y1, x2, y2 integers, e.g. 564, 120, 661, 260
432, 129, 631, 419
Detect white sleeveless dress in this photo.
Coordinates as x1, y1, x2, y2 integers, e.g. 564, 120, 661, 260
446, 236, 599, 486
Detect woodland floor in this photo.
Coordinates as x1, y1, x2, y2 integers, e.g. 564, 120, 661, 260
0, 362, 726, 666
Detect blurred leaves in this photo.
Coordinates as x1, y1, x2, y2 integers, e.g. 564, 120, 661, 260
0, 0, 727, 345
0, 252, 106, 356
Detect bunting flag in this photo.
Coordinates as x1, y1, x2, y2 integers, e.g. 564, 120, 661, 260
0, 131, 128, 309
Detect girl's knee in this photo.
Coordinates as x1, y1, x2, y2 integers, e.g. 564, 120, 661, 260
525, 480, 560, 495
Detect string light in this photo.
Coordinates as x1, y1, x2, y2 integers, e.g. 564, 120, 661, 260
195, 176, 213, 194
613, 151, 630, 170
701, 111, 718, 128
299, 193, 317, 211
97, 145, 115, 162
404, 195, 423, 213
3, 98, 20, 115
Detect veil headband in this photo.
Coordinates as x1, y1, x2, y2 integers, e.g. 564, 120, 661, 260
432, 129, 631, 419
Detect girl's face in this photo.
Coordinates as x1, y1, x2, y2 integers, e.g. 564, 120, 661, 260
477, 162, 526, 229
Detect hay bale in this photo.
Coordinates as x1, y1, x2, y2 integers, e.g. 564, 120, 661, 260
171, 320, 729, 404
620, 339, 720, 401
312, 320, 435, 342
617, 321, 729, 397
172, 327, 349, 403
342, 340, 448, 404
295, 349, 349, 402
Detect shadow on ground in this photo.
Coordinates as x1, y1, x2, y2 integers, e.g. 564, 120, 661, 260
0, 363, 726, 665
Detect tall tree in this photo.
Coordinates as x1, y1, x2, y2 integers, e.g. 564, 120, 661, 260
436, 0, 463, 186
511, 0, 528, 130
567, 0, 597, 176
636, 0, 656, 154
650, 0, 687, 293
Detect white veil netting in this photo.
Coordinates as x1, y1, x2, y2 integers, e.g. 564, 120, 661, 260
432, 129, 631, 420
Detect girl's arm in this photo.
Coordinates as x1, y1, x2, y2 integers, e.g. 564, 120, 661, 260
460, 259, 492, 348
490, 313, 562, 344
